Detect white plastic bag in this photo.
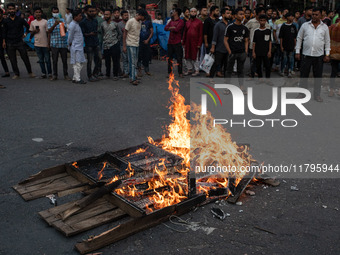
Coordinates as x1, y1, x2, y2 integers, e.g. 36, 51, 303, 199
200, 53, 215, 73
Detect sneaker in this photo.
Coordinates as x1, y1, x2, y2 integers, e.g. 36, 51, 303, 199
89, 76, 98, 82
314, 96, 323, 102
191, 71, 200, 77
50, 76, 58, 81
75, 80, 86, 84
328, 90, 335, 97
2, 73, 10, 78
40, 74, 47, 79
29, 73, 36, 78
64, 75, 72, 81
12, 75, 20, 80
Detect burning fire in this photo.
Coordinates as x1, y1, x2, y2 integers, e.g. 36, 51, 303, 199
71, 72, 256, 213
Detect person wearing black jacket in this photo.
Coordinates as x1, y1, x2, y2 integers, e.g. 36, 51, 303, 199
0, 9, 9, 78
2, 3, 35, 79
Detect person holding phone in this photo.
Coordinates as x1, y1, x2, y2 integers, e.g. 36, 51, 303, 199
30, 6, 51, 79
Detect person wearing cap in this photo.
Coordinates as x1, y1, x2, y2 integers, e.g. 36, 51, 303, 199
279, 12, 298, 77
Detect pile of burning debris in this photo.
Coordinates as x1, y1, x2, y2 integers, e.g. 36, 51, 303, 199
13, 73, 278, 254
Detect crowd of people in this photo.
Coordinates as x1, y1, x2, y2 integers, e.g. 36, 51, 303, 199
0, 2, 339, 102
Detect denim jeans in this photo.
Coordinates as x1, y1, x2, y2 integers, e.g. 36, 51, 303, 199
127, 46, 139, 81
120, 45, 128, 75
85, 45, 100, 78
104, 43, 120, 77
35, 46, 52, 75
282, 51, 294, 73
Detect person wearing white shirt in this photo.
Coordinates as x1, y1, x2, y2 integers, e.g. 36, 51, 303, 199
295, 7, 331, 102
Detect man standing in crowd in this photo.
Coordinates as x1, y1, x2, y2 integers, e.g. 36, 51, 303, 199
165, 8, 184, 78
137, 9, 153, 77
224, 8, 249, 94
198, 7, 208, 22
252, 14, 272, 81
65, 8, 73, 25
112, 8, 122, 23
0, 9, 10, 78
2, 3, 35, 79
246, 7, 269, 78
273, 9, 288, 72
80, 5, 101, 82
296, 7, 330, 102
118, 10, 129, 78
102, 9, 121, 81
182, 8, 203, 76
68, 9, 86, 84
30, 7, 52, 79
328, 19, 339, 97
210, 7, 230, 77
203, 6, 219, 54
48, 6, 71, 81
298, 6, 313, 29
279, 13, 298, 77
118, 11, 129, 78
123, 10, 146, 86
243, 8, 251, 25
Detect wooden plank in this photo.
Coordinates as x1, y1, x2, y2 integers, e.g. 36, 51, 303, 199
17, 164, 66, 185
227, 171, 256, 204
65, 165, 95, 185
22, 177, 82, 201
15, 175, 77, 195
40, 197, 109, 226
57, 185, 90, 198
15, 172, 69, 190
75, 194, 206, 254
53, 208, 127, 236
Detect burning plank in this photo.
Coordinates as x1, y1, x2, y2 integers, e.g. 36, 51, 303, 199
75, 194, 206, 254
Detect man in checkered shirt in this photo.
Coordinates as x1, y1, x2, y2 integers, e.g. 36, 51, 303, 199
47, 6, 71, 81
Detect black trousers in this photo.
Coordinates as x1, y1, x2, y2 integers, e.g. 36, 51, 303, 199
7, 41, 32, 76
210, 51, 228, 77
104, 43, 120, 77
0, 46, 9, 73
167, 43, 183, 75
226, 52, 247, 86
138, 42, 151, 73
255, 55, 271, 78
300, 55, 324, 98
51, 47, 68, 76
330, 59, 340, 89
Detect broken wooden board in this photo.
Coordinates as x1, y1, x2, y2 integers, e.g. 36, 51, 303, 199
39, 194, 127, 236
227, 170, 257, 204
13, 164, 92, 201
75, 194, 206, 254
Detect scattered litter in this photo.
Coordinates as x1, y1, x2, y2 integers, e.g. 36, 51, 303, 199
276, 189, 279, 192
334, 207, 338, 211
290, 185, 299, 191
219, 200, 228, 206
322, 205, 327, 209
263, 185, 268, 189
66, 142, 73, 146
46, 194, 57, 206
215, 200, 220, 204
239, 210, 243, 213
163, 215, 216, 235
211, 207, 226, 220
282, 180, 287, 183
254, 226, 276, 235
236, 202, 243, 206
262, 178, 280, 187
32, 138, 44, 142
245, 190, 255, 196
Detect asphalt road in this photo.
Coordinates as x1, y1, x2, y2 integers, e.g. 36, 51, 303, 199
0, 56, 339, 255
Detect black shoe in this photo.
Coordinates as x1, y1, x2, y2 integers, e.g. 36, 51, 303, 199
2, 73, 10, 78
75, 80, 86, 84
296, 93, 306, 99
